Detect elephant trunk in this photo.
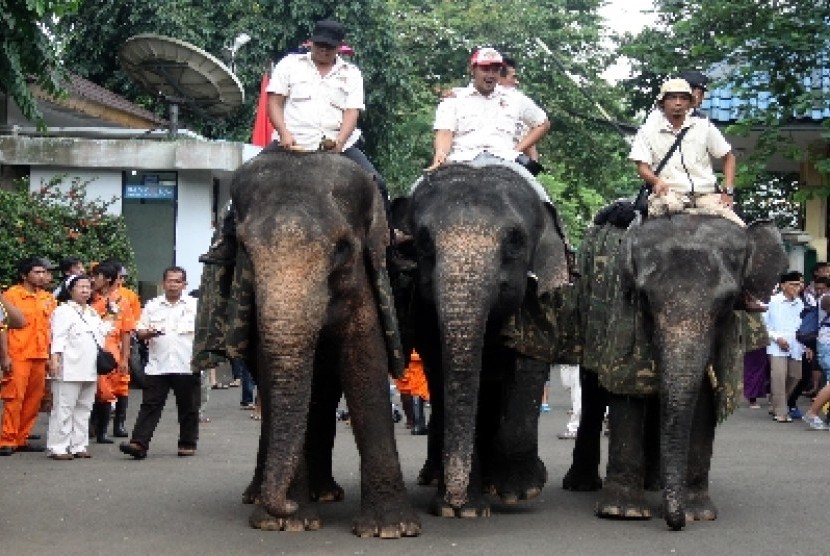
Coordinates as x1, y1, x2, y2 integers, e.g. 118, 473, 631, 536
654, 312, 715, 531
252, 245, 328, 518
434, 229, 497, 508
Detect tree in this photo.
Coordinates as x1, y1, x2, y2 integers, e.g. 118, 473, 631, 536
0, 176, 135, 288
618, 0, 830, 194
0, 0, 80, 129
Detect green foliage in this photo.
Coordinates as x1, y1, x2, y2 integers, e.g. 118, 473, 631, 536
0, 0, 80, 129
539, 174, 608, 246
0, 176, 135, 288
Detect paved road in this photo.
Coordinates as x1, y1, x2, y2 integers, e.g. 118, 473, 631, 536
2, 377, 826, 555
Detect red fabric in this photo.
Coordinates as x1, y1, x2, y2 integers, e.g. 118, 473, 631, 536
251, 73, 274, 147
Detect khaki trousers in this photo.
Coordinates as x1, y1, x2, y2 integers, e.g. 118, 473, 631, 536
649, 191, 745, 227
769, 355, 801, 418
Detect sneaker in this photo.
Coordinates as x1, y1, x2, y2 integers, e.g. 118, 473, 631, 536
788, 407, 803, 420
802, 414, 829, 431
557, 431, 577, 439
540, 403, 551, 413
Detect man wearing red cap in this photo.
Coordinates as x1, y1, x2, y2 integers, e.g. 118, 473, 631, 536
426, 47, 551, 200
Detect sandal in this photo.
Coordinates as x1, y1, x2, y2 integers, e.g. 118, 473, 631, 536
251, 413, 262, 420
211, 383, 229, 390
773, 415, 792, 423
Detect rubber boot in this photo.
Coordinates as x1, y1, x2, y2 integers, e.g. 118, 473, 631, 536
411, 396, 428, 435
113, 396, 129, 438
95, 402, 114, 444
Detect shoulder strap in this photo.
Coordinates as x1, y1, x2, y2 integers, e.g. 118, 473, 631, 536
74, 308, 103, 349
654, 126, 690, 177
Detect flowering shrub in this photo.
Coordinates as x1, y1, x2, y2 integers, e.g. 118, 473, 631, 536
0, 175, 135, 288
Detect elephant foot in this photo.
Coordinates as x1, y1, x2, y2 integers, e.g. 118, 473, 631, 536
562, 465, 603, 492
430, 492, 490, 518
595, 481, 652, 520
416, 459, 441, 486
353, 502, 422, 538
242, 480, 261, 504
249, 503, 322, 532
684, 489, 718, 523
309, 477, 345, 503
484, 453, 547, 504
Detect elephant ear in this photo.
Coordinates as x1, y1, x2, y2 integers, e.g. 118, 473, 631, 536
743, 220, 788, 302
531, 202, 571, 296
365, 180, 391, 273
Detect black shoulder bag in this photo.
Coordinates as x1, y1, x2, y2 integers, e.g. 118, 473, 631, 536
75, 309, 118, 375
633, 126, 691, 217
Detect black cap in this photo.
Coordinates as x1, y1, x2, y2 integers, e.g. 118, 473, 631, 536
780, 270, 803, 283
36, 257, 58, 270
679, 70, 709, 91
311, 20, 345, 47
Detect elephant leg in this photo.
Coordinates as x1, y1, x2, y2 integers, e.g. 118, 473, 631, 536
244, 356, 267, 506
563, 367, 606, 491
643, 396, 661, 491
684, 383, 718, 522
306, 356, 344, 503
417, 344, 443, 487
487, 354, 548, 504
341, 323, 421, 538
250, 456, 323, 531
596, 394, 651, 520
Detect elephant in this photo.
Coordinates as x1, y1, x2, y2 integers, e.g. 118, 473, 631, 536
393, 162, 571, 518
564, 213, 786, 530
221, 149, 420, 538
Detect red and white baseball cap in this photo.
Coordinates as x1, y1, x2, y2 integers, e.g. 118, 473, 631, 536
470, 47, 504, 67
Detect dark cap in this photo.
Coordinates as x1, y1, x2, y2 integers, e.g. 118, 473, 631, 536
311, 19, 345, 47
36, 257, 58, 270
679, 70, 709, 91
780, 270, 803, 283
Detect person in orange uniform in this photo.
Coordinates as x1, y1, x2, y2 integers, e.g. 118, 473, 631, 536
89, 261, 135, 443
112, 263, 140, 437
0, 257, 58, 455
395, 349, 430, 435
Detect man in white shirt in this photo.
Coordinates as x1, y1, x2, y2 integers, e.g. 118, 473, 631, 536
119, 267, 200, 459
763, 271, 806, 422
629, 78, 742, 226
200, 19, 392, 264
423, 47, 552, 201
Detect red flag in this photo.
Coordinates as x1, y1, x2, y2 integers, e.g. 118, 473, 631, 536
251, 73, 274, 147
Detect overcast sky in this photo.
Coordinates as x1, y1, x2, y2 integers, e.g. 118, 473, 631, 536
599, 0, 658, 82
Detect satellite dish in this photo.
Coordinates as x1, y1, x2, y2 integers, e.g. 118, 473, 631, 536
119, 34, 245, 132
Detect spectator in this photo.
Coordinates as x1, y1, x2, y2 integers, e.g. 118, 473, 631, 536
53, 256, 85, 297
0, 257, 57, 455
803, 290, 830, 430
555, 363, 581, 440
89, 261, 135, 443
395, 350, 429, 435
119, 266, 200, 459
46, 275, 103, 459
231, 358, 256, 410
763, 271, 805, 422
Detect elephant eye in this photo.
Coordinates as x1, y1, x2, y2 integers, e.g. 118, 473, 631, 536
415, 227, 435, 260
502, 227, 527, 261
331, 238, 354, 269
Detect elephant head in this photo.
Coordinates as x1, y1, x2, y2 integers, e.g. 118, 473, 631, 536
231, 150, 390, 519
406, 164, 568, 509
618, 214, 786, 529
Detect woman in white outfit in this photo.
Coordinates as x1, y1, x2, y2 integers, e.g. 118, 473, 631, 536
46, 275, 104, 459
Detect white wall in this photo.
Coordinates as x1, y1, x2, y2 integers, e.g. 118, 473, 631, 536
29, 167, 124, 215
176, 170, 214, 287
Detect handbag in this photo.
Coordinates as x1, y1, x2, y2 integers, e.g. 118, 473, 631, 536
74, 308, 118, 375
633, 126, 690, 216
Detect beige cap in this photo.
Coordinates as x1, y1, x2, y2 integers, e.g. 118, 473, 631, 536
657, 78, 693, 101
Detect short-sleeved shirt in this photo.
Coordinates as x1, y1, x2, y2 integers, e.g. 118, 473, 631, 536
90, 290, 136, 365
434, 84, 547, 163
266, 52, 364, 151
628, 110, 732, 194
4, 285, 56, 360
138, 295, 198, 375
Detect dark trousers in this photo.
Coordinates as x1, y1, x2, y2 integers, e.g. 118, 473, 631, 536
231, 358, 255, 406
130, 374, 200, 450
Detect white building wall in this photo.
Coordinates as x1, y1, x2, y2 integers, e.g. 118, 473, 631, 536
176, 171, 214, 287
29, 167, 123, 215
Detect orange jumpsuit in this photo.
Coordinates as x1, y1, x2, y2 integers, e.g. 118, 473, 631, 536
90, 290, 135, 401
395, 350, 430, 401
0, 285, 56, 448
119, 286, 141, 324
